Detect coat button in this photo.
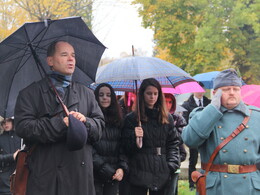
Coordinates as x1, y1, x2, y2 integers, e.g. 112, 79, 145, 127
243, 149, 247, 153
224, 175, 228, 178
224, 162, 227, 165
243, 175, 246, 179
218, 126, 222, 129
244, 137, 248, 141
222, 149, 227, 153
81, 162, 85, 166
246, 125, 249, 128
220, 137, 224, 140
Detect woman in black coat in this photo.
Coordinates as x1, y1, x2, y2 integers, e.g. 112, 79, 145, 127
93, 83, 128, 195
122, 78, 180, 195
0, 118, 21, 195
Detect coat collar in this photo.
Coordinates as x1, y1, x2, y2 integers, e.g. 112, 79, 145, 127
41, 77, 79, 113
220, 101, 250, 116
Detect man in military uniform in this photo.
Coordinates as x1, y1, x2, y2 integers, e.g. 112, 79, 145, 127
182, 69, 260, 194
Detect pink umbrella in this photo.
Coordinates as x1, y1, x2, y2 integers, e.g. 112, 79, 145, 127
241, 85, 260, 108
162, 81, 205, 94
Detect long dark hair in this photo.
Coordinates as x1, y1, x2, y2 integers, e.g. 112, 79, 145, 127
136, 78, 169, 124
94, 83, 123, 128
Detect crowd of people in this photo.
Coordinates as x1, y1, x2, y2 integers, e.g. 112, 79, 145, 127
1, 40, 260, 195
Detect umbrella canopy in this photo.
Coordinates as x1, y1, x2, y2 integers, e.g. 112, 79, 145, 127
96, 56, 193, 82
193, 71, 220, 89
0, 16, 106, 117
95, 56, 204, 92
241, 85, 260, 108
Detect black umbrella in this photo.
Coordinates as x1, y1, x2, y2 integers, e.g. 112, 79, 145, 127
0, 16, 106, 117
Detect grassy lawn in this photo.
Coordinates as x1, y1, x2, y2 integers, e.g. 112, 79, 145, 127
178, 180, 196, 195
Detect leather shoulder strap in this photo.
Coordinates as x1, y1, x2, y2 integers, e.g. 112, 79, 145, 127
204, 110, 252, 174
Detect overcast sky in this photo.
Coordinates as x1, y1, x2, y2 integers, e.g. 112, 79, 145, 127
92, 0, 154, 59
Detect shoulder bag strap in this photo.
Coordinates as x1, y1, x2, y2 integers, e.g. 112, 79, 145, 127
204, 110, 252, 175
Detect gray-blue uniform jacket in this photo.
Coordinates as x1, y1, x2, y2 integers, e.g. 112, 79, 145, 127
182, 102, 260, 195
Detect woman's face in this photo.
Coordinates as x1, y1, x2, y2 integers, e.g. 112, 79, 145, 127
144, 86, 159, 109
165, 97, 173, 112
98, 86, 111, 108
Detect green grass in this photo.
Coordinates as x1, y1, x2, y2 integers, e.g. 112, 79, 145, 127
178, 180, 196, 195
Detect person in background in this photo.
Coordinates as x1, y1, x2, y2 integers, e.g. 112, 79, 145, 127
93, 83, 128, 195
118, 92, 136, 117
118, 91, 136, 195
181, 81, 211, 191
0, 117, 21, 195
14, 41, 104, 195
122, 78, 180, 195
182, 68, 260, 194
164, 93, 187, 195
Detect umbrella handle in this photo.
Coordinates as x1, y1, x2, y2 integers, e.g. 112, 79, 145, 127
136, 137, 143, 148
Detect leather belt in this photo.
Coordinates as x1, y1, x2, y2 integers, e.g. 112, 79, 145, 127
201, 163, 257, 174
140, 147, 166, 155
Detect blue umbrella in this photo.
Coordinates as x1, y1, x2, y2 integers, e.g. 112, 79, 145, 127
193, 71, 246, 89
193, 71, 220, 89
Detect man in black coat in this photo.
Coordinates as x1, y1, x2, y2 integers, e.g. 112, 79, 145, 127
0, 117, 21, 195
14, 41, 105, 195
181, 82, 211, 191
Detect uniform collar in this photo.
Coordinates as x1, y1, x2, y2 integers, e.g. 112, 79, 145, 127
220, 101, 250, 116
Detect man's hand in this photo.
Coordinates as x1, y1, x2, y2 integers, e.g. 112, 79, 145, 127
211, 89, 222, 110
63, 111, 86, 127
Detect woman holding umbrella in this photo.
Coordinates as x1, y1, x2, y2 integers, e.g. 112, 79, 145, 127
93, 83, 128, 195
122, 78, 180, 195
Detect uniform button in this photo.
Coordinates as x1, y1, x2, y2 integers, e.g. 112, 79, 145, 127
81, 162, 85, 166
244, 149, 247, 153
0, 149, 3, 151
218, 126, 222, 129
244, 137, 248, 140
11, 136, 14, 138
222, 149, 227, 153
220, 137, 224, 140
224, 175, 228, 178
246, 125, 249, 128
243, 175, 246, 179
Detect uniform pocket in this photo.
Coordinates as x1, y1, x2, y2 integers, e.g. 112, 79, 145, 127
251, 176, 260, 190
206, 173, 217, 189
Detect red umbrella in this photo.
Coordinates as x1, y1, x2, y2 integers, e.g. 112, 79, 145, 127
241, 85, 260, 108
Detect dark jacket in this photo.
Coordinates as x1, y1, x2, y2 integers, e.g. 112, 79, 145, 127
14, 77, 105, 195
122, 108, 180, 191
172, 113, 187, 162
0, 130, 21, 194
93, 125, 128, 183
182, 95, 211, 123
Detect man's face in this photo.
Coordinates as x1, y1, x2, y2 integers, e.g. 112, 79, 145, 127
47, 42, 76, 75
2, 120, 13, 131
194, 91, 205, 99
217, 86, 241, 109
